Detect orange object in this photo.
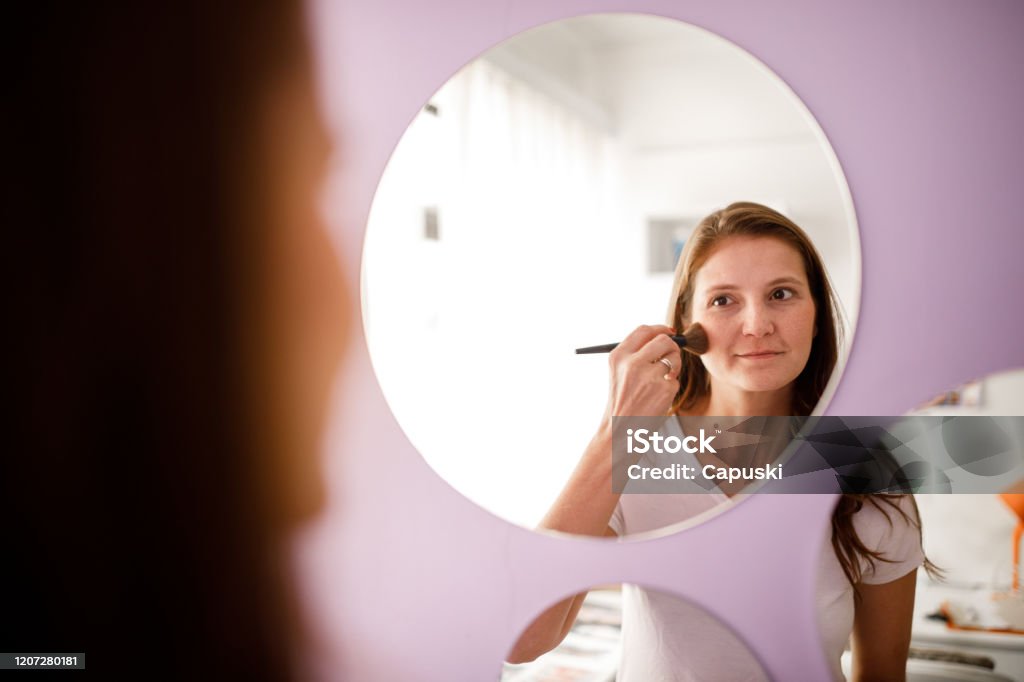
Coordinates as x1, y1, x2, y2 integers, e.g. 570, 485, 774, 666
999, 486, 1024, 593
939, 601, 1024, 636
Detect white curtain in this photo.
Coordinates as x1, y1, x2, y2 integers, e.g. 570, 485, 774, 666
364, 58, 621, 527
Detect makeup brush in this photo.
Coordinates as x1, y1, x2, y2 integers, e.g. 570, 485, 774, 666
575, 323, 708, 355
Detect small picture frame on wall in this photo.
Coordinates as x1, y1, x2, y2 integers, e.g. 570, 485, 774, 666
423, 205, 440, 241
647, 217, 698, 274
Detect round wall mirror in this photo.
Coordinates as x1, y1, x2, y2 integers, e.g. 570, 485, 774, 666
362, 13, 860, 532
501, 584, 768, 680
907, 369, 1024, 671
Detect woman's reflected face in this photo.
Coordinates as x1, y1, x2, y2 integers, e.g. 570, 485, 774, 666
690, 236, 816, 394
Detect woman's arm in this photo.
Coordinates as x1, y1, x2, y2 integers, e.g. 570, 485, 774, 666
506, 325, 683, 663
506, 424, 620, 663
849, 569, 917, 682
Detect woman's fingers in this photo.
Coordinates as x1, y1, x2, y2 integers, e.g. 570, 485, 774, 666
641, 332, 682, 364
609, 325, 682, 381
612, 324, 675, 356
604, 325, 683, 417
639, 333, 683, 380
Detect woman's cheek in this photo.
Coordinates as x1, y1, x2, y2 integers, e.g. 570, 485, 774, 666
698, 325, 730, 376
793, 304, 817, 355
701, 317, 730, 360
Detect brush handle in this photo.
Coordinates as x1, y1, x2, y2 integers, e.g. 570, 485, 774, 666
575, 335, 689, 354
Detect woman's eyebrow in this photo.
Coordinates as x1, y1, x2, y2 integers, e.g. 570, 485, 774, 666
704, 276, 806, 291
766, 276, 806, 287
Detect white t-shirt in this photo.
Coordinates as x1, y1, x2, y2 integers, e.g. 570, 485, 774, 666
608, 493, 925, 681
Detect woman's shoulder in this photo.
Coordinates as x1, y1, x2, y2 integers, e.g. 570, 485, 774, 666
852, 494, 925, 584
851, 494, 920, 543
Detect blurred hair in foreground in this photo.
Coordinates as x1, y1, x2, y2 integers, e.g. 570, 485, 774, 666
2, 2, 347, 677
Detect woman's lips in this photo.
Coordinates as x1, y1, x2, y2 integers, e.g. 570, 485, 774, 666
736, 351, 784, 359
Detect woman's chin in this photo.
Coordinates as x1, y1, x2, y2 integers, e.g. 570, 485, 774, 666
730, 373, 799, 395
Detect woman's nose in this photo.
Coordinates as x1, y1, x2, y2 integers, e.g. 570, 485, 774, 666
741, 302, 774, 337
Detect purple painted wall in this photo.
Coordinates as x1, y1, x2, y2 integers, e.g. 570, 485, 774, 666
298, 1, 1024, 679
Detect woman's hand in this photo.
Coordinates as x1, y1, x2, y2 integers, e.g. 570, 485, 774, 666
604, 325, 682, 419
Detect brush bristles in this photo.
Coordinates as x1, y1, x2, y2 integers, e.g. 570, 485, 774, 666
681, 323, 708, 355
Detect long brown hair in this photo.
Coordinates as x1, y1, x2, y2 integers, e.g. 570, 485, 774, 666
666, 202, 933, 586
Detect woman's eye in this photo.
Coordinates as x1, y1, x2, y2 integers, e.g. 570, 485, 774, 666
711, 295, 731, 307
771, 288, 794, 301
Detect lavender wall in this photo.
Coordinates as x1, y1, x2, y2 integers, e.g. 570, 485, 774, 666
299, 1, 1024, 679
